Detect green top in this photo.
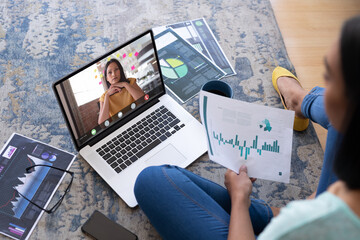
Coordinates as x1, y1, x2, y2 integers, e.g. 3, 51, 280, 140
258, 192, 360, 240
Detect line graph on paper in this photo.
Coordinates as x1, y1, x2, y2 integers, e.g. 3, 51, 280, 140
0, 154, 51, 219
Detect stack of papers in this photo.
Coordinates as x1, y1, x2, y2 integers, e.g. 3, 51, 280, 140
153, 18, 235, 103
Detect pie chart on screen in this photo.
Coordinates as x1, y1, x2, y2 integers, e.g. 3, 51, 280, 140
160, 58, 188, 79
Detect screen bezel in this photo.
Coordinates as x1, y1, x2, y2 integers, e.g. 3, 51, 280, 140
52, 30, 166, 151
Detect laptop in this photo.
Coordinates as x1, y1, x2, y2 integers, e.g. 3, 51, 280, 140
52, 30, 207, 207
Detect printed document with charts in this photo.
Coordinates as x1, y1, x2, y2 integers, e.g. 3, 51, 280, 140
199, 90, 294, 183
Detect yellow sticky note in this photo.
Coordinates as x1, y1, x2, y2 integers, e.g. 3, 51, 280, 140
129, 53, 133, 57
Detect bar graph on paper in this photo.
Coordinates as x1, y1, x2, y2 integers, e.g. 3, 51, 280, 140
213, 131, 280, 160
200, 91, 294, 183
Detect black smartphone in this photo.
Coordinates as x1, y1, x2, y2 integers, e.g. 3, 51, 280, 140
81, 210, 138, 240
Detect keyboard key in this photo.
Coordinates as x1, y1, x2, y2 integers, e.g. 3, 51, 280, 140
96, 148, 101, 153
98, 150, 105, 156
107, 156, 116, 164
174, 125, 181, 130
159, 135, 167, 141
165, 132, 172, 137
169, 119, 180, 127
130, 155, 138, 163
125, 160, 132, 166
180, 124, 185, 128
103, 153, 111, 160
171, 130, 176, 134
132, 148, 138, 154
120, 163, 127, 169
110, 162, 118, 169
136, 139, 161, 158
110, 150, 116, 155
115, 167, 122, 173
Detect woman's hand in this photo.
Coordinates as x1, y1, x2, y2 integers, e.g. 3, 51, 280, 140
224, 165, 253, 207
107, 85, 122, 96
111, 81, 128, 89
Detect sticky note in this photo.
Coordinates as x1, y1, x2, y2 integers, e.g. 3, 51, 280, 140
129, 53, 133, 57
131, 65, 135, 70
123, 53, 126, 58
135, 52, 139, 57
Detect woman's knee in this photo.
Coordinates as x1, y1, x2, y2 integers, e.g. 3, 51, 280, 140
135, 166, 161, 192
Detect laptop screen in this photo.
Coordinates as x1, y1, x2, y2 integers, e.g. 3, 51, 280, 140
53, 31, 165, 149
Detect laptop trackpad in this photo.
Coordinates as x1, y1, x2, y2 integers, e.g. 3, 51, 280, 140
145, 144, 186, 166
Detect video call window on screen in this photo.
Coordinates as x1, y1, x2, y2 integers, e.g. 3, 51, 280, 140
55, 33, 163, 146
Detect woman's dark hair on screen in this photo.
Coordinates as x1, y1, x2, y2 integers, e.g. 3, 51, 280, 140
334, 15, 360, 189
104, 58, 129, 88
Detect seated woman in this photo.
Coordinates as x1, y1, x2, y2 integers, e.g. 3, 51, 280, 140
134, 15, 360, 239
98, 59, 145, 124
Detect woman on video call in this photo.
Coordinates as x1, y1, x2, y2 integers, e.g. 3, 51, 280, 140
98, 59, 145, 124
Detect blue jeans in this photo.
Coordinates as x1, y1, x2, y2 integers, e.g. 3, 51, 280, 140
134, 87, 339, 239
301, 86, 339, 196
135, 165, 272, 240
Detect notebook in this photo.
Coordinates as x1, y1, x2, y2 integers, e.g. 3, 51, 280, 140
52, 30, 207, 207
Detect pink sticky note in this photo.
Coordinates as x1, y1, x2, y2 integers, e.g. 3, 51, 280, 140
99, 81, 102, 85
131, 65, 135, 70
123, 53, 127, 58
135, 52, 139, 57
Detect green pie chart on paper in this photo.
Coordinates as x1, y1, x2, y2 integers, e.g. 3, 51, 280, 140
160, 58, 188, 79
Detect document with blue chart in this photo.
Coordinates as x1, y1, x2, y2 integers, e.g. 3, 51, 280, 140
153, 18, 236, 76
0, 133, 75, 240
154, 28, 226, 103
199, 91, 294, 183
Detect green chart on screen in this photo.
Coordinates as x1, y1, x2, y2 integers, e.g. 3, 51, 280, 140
160, 58, 189, 79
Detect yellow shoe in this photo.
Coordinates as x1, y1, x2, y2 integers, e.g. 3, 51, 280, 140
272, 66, 309, 131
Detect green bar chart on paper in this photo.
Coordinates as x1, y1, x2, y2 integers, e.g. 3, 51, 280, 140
213, 131, 280, 160
200, 90, 295, 183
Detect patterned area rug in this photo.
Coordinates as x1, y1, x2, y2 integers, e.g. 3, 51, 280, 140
0, 0, 324, 239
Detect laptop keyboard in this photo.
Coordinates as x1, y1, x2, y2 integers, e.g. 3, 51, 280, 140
96, 105, 185, 173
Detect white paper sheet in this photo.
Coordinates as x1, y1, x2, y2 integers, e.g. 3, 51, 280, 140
199, 90, 294, 183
